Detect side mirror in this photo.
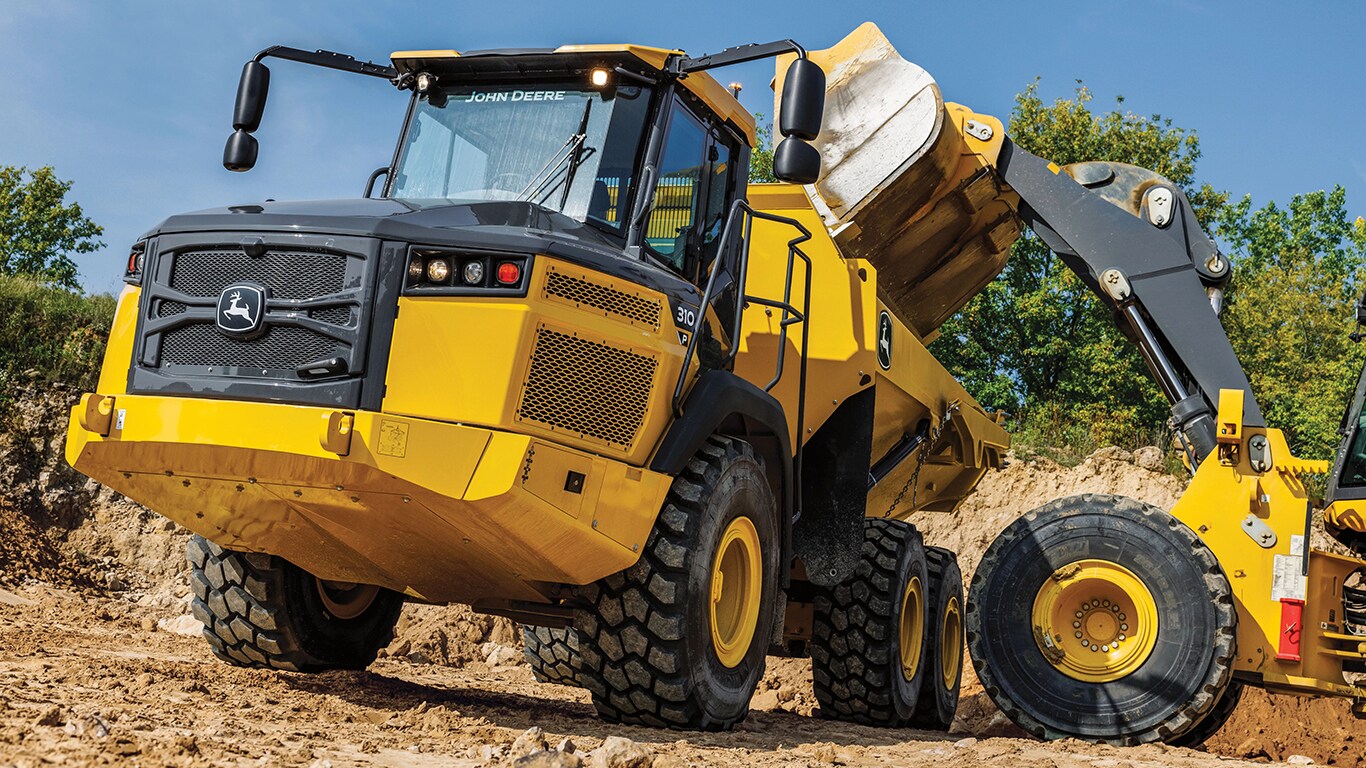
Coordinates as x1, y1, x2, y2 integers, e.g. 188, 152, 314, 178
779, 57, 824, 140
773, 137, 821, 185
223, 61, 270, 172
223, 130, 259, 172
774, 57, 825, 184
233, 61, 270, 132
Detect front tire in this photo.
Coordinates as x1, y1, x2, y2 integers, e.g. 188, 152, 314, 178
187, 535, 404, 672
574, 435, 779, 730
966, 494, 1236, 745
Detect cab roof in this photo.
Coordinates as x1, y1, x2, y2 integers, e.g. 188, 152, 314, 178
390, 44, 756, 145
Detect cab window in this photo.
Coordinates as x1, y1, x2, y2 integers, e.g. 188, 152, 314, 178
697, 133, 737, 278
646, 101, 708, 270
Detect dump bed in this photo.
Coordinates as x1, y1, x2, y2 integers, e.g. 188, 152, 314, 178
775, 23, 1022, 338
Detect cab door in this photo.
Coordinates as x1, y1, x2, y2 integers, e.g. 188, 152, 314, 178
641, 93, 744, 287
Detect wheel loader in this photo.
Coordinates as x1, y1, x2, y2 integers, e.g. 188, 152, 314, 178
65, 21, 1364, 742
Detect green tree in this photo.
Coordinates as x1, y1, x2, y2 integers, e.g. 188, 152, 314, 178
0, 166, 104, 290
933, 83, 1218, 447
749, 113, 776, 183
931, 82, 1366, 460
1217, 190, 1366, 457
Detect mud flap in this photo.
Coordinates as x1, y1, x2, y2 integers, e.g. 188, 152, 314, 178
794, 388, 874, 586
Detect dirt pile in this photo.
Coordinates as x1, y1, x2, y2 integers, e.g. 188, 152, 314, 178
2, 389, 1361, 766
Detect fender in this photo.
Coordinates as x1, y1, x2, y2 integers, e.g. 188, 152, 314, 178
650, 369, 795, 576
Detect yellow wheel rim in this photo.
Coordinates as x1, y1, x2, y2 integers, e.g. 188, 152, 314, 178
1030, 559, 1159, 683
315, 579, 379, 620
940, 595, 962, 690
899, 575, 925, 681
709, 516, 763, 668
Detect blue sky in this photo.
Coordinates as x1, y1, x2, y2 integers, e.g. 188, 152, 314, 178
2, 1, 1363, 293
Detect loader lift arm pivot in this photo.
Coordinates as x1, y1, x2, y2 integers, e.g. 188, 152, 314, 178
995, 139, 1261, 465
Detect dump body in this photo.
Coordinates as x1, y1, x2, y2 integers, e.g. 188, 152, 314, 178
775, 23, 1021, 339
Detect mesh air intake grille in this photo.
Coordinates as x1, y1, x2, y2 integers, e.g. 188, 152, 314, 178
516, 327, 657, 449
308, 306, 353, 327
543, 269, 661, 331
160, 324, 345, 371
169, 249, 346, 299
156, 300, 188, 318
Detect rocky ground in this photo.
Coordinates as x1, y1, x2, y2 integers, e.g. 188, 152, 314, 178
1, 388, 1362, 767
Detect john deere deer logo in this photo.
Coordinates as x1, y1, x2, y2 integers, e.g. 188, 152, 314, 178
216, 283, 266, 337
877, 311, 893, 370
223, 291, 252, 322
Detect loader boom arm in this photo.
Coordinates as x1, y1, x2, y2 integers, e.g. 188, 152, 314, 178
994, 138, 1261, 463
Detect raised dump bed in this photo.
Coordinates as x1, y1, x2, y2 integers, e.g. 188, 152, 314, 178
775, 22, 1022, 339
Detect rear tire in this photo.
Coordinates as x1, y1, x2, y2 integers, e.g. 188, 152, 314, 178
523, 625, 581, 687
811, 518, 931, 727
187, 535, 404, 672
966, 494, 1236, 745
574, 435, 779, 730
911, 546, 964, 730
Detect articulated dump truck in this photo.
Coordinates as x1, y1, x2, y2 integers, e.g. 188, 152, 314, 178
67, 21, 1363, 741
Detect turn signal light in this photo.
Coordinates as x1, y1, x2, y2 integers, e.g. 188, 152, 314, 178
123, 242, 147, 285
496, 261, 521, 285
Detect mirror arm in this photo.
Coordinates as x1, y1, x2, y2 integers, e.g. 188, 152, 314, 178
364, 167, 390, 199
671, 39, 807, 75
252, 46, 398, 81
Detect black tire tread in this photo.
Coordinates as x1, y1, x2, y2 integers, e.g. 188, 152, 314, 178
573, 435, 765, 731
811, 518, 924, 726
910, 545, 962, 730
1169, 680, 1244, 748
187, 535, 400, 672
523, 625, 581, 686
966, 493, 1237, 746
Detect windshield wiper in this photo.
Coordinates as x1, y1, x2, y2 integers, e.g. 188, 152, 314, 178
519, 100, 593, 206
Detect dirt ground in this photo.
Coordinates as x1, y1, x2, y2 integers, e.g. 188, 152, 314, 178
1, 390, 1362, 767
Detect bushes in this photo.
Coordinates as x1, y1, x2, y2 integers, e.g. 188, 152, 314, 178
0, 274, 115, 424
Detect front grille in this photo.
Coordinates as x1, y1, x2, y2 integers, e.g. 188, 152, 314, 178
160, 324, 344, 371
516, 326, 657, 449
169, 249, 347, 299
157, 299, 188, 318
131, 232, 384, 408
543, 267, 662, 331
308, 307, 353, 327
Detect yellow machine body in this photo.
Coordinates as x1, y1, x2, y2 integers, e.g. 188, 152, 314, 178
1168, 391, 1365, 701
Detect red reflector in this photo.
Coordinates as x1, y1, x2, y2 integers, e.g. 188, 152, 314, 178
1276, 597, 1304, 662
496, 262, 521, 285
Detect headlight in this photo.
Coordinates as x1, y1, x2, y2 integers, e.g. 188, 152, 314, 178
425, 258, 451, 283
462, 260, 485, 285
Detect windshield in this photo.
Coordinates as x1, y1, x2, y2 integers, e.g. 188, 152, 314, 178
390, 82, 653, 233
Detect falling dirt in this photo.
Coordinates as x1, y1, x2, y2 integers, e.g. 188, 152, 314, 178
1, 392, 1362, 766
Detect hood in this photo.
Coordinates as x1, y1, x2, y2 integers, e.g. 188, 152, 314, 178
142, 197, 626, 256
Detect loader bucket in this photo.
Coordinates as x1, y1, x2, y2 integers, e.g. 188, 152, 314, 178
775, 22, 1022, 338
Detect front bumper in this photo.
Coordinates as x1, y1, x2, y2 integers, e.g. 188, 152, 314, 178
66, 393, 669, 604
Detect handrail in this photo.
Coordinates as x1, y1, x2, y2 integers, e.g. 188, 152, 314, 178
671, 198, 814, 520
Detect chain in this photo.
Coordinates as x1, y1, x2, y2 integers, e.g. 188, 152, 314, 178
882, 400, 960, 518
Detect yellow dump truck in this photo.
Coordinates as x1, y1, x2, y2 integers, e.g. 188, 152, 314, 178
66, 34, 1009, 731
